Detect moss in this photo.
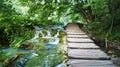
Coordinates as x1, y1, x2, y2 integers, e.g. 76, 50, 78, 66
58, 31, 66, 38
51, 29, 57, 37
38, 38, 52, 43
25, 56, 45, 67
42, 30, 47, 36
25, 53, 63, 67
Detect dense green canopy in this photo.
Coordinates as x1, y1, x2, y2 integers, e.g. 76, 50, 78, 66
0, 0, 120, 48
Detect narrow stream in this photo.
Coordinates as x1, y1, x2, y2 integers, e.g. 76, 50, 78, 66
0, 25, 67, 67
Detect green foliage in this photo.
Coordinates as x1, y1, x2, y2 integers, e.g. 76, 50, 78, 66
79, 0, 120, 46
91, 0, 109, 18
0, 51, 8, 62
10, 29, 33, 48
0, 0, 34, 47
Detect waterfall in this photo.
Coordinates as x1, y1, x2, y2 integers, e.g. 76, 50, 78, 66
48, 38, 59, 45
27, 25, 65, 45
27, 30, 40, 42
45, 30, 51, 38
54, 30, 60, 38
40, 31, 45, 38
27, 26, 42, 42
32, 26, 42, 40
32, 31, 40, 40
47, 30, 60, 45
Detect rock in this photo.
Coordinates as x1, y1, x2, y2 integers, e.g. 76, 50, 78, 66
55, 63, 66, 67
21, 42, 33, 49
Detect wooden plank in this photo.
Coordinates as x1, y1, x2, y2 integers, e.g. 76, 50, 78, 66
66, 24, 83, 33
67, 33, 86, 35
67, 34, 89, 38
69, 64, 116, 67
66, 28, 82, 32
68, 43, 99, 49
69, 65, 116, 67
67, 59, 116, 67
68, 49, 110, 60
67, 38, 93, 43
66, 30, 82, 33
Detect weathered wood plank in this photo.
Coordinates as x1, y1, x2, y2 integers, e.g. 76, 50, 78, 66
66, 23, 83, 33
67, 34, 89, 38
67, 38, 93, 43
67, 59, 116, 67
69, 65, 116, 67
68, 49, 110, 60
69, 64, 116, 67
67, 32, 85, 35
68, 43, 99, 49
67, 59, 114, 64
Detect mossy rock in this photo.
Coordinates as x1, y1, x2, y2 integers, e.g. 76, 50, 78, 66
51, 29, 58, 37
20, 42, 33, 49
25, 56, 45, 67
25, 54, 63, 67
21, 42, 47, 50
33, 44, 47, 50
58, 31, 66, 38
113, 59, 120, 66
42, 30, 47, 36
37, 38, 53, 43
39, 30, 47, 37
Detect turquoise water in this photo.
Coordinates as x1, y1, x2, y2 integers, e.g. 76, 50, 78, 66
0, 25, 66, 67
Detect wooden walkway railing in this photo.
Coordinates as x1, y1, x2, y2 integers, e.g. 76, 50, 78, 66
66, 23, 116, 67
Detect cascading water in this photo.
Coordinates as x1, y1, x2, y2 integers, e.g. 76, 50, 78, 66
25, 25, 66, 67
28, 25, 64, 45
0, 25, 66, 67
54, 30, 60, 38
46, 30, 51, 38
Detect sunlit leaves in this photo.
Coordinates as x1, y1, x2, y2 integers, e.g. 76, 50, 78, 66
91, 0, 109, 17
10, 0, 30, 15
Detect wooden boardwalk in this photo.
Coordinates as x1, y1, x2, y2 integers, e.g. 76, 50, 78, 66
66, 23, 116, 67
